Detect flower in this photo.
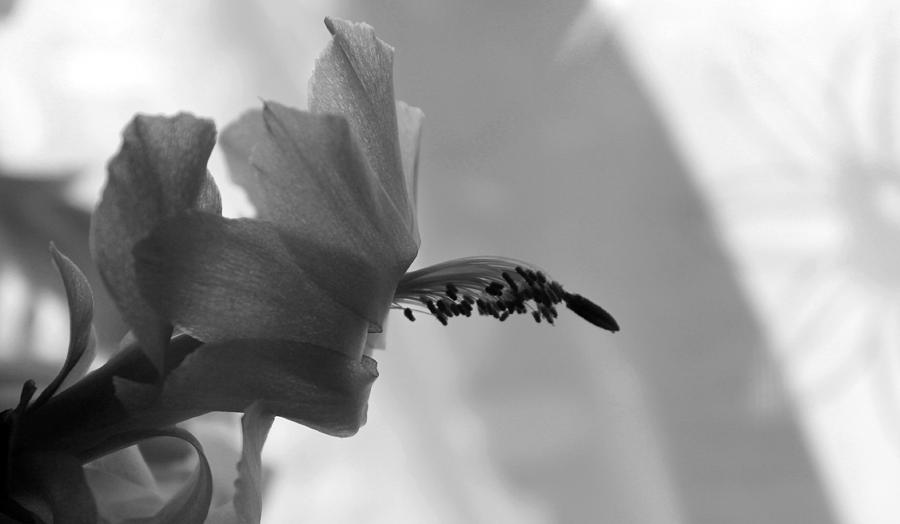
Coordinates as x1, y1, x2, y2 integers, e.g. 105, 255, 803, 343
132, 17, 618, 365
2, 16, 619, 524
691, 32, 900, 520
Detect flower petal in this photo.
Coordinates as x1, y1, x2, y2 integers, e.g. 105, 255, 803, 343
218, 109, 266, 213
205, 403, 274, 524
310, 17, 415, 233
91, 113, 222, 374
84, 445, 164, 521
251, 102, 416, 275
30, 244, 97, 411
156, 339, 378, 437
133, 212, 373, 358
89, 428, 213, 524
396, 100, 424, 242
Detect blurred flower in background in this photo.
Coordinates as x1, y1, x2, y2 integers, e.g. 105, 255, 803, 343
5, 0, 898, 523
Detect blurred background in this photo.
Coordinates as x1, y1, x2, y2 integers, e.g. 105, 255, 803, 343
1, 0, 897, 522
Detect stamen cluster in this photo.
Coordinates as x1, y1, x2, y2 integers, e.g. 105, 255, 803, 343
394, 258, 619, 332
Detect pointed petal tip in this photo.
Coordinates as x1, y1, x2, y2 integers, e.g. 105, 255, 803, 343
324, 16, 371, 36
324, 16, 337, 35
259, 98, 277, 113
564, 293, 619, 332
124, 112, 218, 154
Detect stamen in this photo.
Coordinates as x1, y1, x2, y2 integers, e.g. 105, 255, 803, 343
393, 257, 618, 332
516, 266, 535, 285
436, 299, 451, 316
485, 282, 504, 296
423, 298, 437, 315
476, 298, 487, 314
501, 272, 519, 294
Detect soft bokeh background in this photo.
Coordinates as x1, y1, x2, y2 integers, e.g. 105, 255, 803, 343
1, 0, 898, 522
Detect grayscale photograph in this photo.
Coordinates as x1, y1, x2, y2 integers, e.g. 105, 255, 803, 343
0, 1, 893, 523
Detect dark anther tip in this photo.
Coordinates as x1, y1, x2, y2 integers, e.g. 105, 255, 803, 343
564, 294, 619, 332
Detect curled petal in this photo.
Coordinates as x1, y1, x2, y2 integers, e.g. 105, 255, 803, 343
86, 428, 213, 524
91, 113, 222, 374
30, 244, 96, 411
310, 17, 415, 233
156, 339, 378, 437
83, 446, 163, 521
133, 213, 374, 358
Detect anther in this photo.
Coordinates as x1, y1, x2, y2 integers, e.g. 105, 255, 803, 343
546, 284, 561, 304
436, 300, 451, 316
448, 301, 462, 316
485, 282, 504, 296
446, 283, 459, 301
404, 308, 416, 322
476, 299, 487, 314
516, 266, 535, 285
532, 288, 549, 306
501, 272, 519, 294
425, 299, 438, 315
538, 304, 556, 324
484, 302, 499, 317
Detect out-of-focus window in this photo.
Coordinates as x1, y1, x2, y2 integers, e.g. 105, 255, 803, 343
598, 1, 900, 523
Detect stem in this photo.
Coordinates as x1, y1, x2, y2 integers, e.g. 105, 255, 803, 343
15, 342, 204, 461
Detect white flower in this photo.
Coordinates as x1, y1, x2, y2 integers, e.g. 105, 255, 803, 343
132, 17, 618, 363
